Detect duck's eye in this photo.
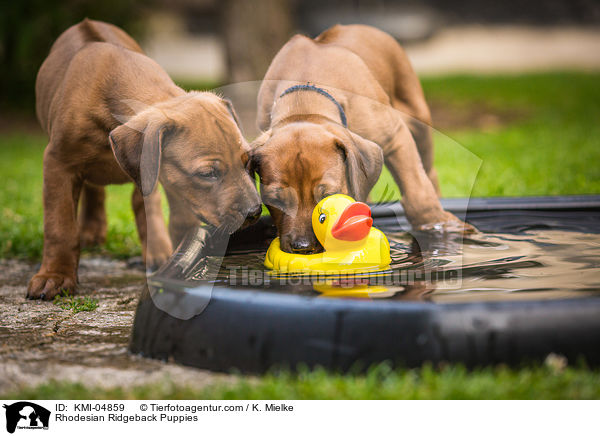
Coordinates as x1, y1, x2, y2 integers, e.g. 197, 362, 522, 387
318, 213, 326, 224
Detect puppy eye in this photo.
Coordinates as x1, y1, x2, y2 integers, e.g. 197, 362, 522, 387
319, 213, 326, 224
196, 168, 220, 180
317, 190, 338, 202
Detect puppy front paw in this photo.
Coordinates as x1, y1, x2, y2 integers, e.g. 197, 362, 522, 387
144, 237, 173, 272
27, 272, 76, 300
144, 251, 171, 272
415, 211, 477, 234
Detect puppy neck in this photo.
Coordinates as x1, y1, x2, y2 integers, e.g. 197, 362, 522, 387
271, 87, 346, 129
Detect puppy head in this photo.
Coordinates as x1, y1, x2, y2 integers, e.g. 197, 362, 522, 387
109, 92, 261, 234
251, 122, 382, 253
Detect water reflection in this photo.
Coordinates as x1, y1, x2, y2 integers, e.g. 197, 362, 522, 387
205, 227, 600, 303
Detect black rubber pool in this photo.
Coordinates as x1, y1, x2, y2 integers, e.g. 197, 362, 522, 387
130, 196, 600, 372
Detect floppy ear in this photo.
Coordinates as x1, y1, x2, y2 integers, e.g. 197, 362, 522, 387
250, 129, 272, 149
248, 129, 272, 175
109, 112, 172, 196
222, 98, 242, 129
336, 132, 383, 200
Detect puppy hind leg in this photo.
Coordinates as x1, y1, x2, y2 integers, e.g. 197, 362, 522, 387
78, 183, 107, 247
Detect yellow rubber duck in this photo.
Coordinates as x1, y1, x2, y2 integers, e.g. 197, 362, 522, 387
264, 194, 391, 273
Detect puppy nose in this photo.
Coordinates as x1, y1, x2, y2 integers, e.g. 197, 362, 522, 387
245, 204, 262, 221
290, 238, 314, 254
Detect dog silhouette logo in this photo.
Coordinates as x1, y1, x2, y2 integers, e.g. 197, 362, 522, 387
3, 402, 50, 433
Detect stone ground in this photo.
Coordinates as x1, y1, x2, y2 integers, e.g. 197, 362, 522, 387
0, 257, 234, 396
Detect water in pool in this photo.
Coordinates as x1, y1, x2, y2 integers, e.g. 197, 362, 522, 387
179, 218, 600, 303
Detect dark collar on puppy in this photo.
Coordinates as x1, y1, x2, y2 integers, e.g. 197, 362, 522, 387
279, 84, 347, 128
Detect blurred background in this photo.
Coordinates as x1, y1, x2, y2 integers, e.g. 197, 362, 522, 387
1, 0, 599, 259
2, 0, 600, 111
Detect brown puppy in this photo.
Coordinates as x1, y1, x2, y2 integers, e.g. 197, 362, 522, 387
28, 19, 261, 300
253, 24, 472, 254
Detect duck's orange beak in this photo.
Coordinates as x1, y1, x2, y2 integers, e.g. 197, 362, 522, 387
331, 202, 373, 241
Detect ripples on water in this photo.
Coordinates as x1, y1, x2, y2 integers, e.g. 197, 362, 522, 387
183, 225, 600, 303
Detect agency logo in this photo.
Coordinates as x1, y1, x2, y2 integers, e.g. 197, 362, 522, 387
3, 402, 50, 434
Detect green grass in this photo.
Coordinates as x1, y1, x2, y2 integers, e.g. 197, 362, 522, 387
0, 132, 141, 259
372, 72, 600, 200
431, 73, 600, 197
53, 290, 99, 313
3, 363, 599, 400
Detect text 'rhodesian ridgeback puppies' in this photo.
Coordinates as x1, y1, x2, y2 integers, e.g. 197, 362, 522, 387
253, 24, 474, 254
28, 19, 261, 300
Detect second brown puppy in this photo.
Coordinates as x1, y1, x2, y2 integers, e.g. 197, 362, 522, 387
254, 24, 473, 254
